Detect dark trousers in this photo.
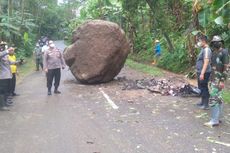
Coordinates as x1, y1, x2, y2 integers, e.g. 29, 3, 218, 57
9, 73, 16, 94
36, 58, 43, 70
197, 72, 211, 98
47, 68, 61, 91
0, 79, 10, 107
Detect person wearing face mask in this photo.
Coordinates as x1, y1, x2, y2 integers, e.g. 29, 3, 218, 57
0, 42, 16, 111
42, 40, 49, 54
195, 33, 212, 110
43, 41, 65, 95
204, 36, 229, 127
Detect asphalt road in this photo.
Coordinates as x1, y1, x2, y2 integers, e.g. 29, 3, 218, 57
0, 41, 230, 153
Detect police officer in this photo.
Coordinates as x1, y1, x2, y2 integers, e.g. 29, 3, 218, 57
43, 41, 65, 95
204, 36, 229, 127
0, 42, 15, 111
195, 33, 212, 110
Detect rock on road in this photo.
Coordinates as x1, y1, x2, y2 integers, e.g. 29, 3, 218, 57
0, 41, 230, 153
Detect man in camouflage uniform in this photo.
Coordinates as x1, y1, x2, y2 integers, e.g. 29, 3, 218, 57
204, 36, 229, 127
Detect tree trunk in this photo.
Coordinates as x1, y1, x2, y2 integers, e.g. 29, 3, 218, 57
145, 0, 155, 12
140, 7, 145, 31
8, 0, 13, 17
187, 34, 196, 65
20, 0, 25, 25
0, 3, 2, 14
163, 32, 174, 52
98, 0, 103, 19
192, 0, 200, 30
146, 0, 174, 52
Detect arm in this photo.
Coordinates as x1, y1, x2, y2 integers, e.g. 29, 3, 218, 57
200, 59, 209, 80
0, 50, 9, 58
60, 51, 65, 69
43, 51, 48, 72
200, 48, 211, 80
219, 49, 229, 87
8, 60, 19, 65
223, 49, 229, 72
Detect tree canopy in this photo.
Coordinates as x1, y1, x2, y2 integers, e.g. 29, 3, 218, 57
0, 0, 229, 72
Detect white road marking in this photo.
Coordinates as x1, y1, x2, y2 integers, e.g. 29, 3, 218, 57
99, 88, 119, 110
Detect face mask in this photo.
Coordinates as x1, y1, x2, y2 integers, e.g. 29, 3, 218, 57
50, 44, 55, 48
213, 42, 221, 49
197, 42, 202, 48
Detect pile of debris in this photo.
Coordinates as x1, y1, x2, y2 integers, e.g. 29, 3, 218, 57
117, 77, 200, 97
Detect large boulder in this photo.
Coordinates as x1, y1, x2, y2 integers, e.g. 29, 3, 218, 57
63, 20, 130, 84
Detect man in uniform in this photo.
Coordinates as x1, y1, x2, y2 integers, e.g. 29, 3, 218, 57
204, 35, 229, 127
43, 41, 65, 95
0, 42, 15, 110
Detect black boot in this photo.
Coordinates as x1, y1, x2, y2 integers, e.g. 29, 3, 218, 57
199, 97, 209, 110
54, 87, 61, 94
0, 95, 10, 111
48, 88, 51, 95
196, 99, 203, 106
6, 98, 13, 106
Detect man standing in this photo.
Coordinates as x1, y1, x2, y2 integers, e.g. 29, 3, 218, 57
196, 33, 212, 110
0, 42, 14, 111
155, 40, 161, 57
152, 39, 161, 65
43, 41, 65, 95
204, 35, 229, 127
8, 47, 19, 96
34, 43, 43, 71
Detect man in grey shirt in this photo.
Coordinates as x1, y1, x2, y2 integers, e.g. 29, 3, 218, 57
195, 34, 212, 110
0, 42, 15, 111
43, 41, 65, 95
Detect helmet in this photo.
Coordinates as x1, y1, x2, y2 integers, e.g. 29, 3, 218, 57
155, 40, 160, 43
211, 35, 223, 42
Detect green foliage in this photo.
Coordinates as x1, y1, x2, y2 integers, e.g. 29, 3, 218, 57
17, 57, 35, 83
223, 90, 230, 104
134, 32, 152, 53
157, 37, 190, 73
0, 0, 72, 59
16, 32, 36, 59
197, 0, 230, 48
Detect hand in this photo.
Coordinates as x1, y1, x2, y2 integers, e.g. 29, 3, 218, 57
44, 68, 48, 73
199, 74, 204, 80
219, 81, 225, 89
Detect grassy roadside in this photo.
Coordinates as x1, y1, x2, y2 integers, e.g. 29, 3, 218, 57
223, 90, 230, 104
17, 57, 35, 84
125, 59, 163, 77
